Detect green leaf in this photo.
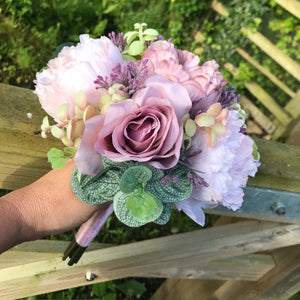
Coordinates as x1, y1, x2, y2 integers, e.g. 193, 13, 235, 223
119, 165, 152, 194
126, 187, 157, 219
103, 4, 118, 14
113, 191, 163, 227
92, 282, 109, 297
128, 40, 145, 56
103, 293, 117, 300
154, 203, 171, 225
145, 165, 193, 203
124, 31, 139, 44
116, 279, 146, 296
47, 148, 67, 169
64, 147, 76, 157
71, 167, 121, 205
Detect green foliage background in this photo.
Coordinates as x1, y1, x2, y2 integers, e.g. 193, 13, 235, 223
1, 0, 299, 299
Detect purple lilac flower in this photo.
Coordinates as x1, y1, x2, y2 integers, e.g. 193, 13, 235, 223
94, 59, 148, 95
219, 86, 240, 108
108, 31, 127, 52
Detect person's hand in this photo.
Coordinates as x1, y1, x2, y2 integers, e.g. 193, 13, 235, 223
0, 160, 102, 253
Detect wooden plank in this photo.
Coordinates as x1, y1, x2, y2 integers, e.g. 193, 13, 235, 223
240, 95, 276, 134
236, 48, 296, 98
149, 217, 263, 300
286, 119, 300, 147
151, 279, 224, 300
224, 63, 292, 126
284, 89, 300, 119
274, 0, 300, 20
0, 83, 60, 190
244, 81, 291, 126
243, 28, 300, 82
249, 138, 300, 193
1, 240, 113, 269
0, 221, 299, 299
211, 0, 227, 16
212, 244, 300, 300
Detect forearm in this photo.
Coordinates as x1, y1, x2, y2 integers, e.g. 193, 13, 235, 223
0, 187, 34, 253
0, 161, 99, 253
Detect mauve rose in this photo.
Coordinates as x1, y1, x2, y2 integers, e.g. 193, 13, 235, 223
74, 75, 192, 175
142, 41, 227, 114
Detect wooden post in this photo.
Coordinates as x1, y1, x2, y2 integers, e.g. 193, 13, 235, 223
274, 0, 300, 20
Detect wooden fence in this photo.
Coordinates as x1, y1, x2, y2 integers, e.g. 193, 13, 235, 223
210, 0, 300, 143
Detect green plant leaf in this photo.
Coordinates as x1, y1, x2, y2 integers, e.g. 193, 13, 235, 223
71, 167, 121, 205
116, 279, 146, 296
119, 165, 152, 194
47, 148, 68, 169
128, 40, 144, 56
146, 165, 193, 203
126, 187, 157, 219
154, 203, 171, 225
113, 191, 163, 227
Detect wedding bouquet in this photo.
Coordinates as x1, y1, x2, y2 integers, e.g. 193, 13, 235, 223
34, 23, 259, 263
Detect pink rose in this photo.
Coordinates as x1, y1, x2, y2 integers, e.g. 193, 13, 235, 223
75, 75, 192, 175
142, 41, 227, 114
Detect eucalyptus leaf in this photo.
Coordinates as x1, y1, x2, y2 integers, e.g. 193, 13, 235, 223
71, 167, 121, 205
154, 203, 171, 225
145, 165, 193, 203
119, 165, 152, 194
126, 189, 157, 219
113, 191, 163, 227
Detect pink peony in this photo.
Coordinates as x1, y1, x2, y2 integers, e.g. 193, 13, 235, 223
34, 35, 125, 123
142, 41, 227, 114
176, 109, 258, 225
75, 75, 192, 175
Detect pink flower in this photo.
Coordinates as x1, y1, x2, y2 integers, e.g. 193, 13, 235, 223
142, 41, 227, 114
177, 110, 259, 225
75, 75, 192, 175
34, 35, 125, 123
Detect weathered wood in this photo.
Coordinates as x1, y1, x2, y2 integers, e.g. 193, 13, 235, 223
150, 279, 224, 300
1, 221, 299, 298
274, 0, 300, 20
149, 217, 251, 300
212, 244, 300, 300
284, 89, 300, 119
249, 138, 300, 193
286, 119, 300, 147
224, 63, 292, 126
0, 83, 60, 190
240, 95, 276, 134
243, 28, 300, 82
236, 48, 296, 98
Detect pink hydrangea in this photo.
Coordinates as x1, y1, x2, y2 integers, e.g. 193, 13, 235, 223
34, 35, 125, 123
74, 75, 192, 175
142, 41, 227, 114
176, 109, 259, 225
